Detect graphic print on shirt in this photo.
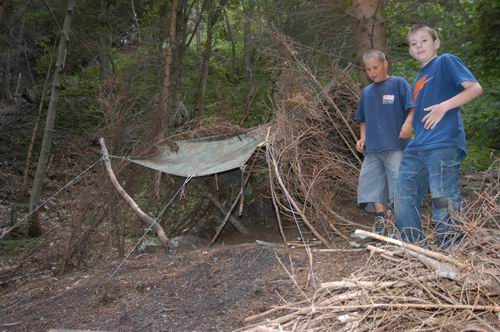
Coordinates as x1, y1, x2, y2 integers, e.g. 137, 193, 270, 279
413, 75, 434, 103
382, 95, 395, 104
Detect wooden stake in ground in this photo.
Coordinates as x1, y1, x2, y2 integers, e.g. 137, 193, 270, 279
99, 138, 173, 251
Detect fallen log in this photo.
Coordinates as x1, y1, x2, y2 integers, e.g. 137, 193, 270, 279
99, 137, 173, 251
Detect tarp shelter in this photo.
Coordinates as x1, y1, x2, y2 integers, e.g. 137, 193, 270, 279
128, 127, 267, 177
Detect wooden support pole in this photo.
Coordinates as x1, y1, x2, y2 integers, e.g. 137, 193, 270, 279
209, 173, 251, 245
99, 137, 173, 251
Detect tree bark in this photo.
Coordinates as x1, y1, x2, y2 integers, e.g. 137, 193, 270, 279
223, 9, 237, 74
351, 0, 385, 84
98, 0, 113, 80
242, 2, 253, 80
158, 0, 178, 129
21, 44, 56, 196
28, 0, 76, 237
152, 0, 179, 199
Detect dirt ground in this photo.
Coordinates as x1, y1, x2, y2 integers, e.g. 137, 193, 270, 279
0, 236, 368, 331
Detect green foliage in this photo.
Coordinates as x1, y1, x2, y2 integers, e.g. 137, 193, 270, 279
462, 81, 500, 170
462, 0, 500, 81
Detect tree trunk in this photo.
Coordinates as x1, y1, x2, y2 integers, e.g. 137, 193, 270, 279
195, 1, 203, 71
172, 0, 192, 125
98, 0, 113, 80
21, 44, 56, 196
351, 0, 385, 84
242, 2, 253, 80
195, 0, 227, 115
224, 9, 237, 74
0, 0, 12, 100
28, 0, 76, 237
158, 0, 178, 127
2, 53, 12, 100
152, 0, 179, 199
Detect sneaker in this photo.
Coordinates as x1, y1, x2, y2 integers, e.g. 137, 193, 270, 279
373, 216, 385, 235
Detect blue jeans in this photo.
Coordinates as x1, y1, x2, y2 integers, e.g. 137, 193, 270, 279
394, 147, 464, 247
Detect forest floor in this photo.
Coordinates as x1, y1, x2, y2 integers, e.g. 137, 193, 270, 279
0, 150, 491, 332
0, 149, 373, 331
0, 209, 369, 331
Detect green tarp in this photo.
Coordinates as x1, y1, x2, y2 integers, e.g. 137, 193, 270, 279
128, 127, 267, 177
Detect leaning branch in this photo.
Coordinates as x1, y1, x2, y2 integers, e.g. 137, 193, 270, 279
99, 137, 173, 251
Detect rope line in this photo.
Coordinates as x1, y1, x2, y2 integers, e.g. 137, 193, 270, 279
106, 175, 194, 282
0, 157, 103, 240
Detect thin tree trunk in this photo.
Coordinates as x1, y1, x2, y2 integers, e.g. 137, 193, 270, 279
242, 2, 253, 80
2, 53, 12, 100
224, 9, 237, 74
98, 0, 113, 80
195, 2, 203, 71
21, 44, 56, 196
195, 7, 215, 114
152, 0, 179, 198
173, 0, 194, 125
195, 0, 227, 114
351, 0, 385, 84
28, 0, 76, 237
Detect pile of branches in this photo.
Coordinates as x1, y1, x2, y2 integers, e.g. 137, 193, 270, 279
242, 179, 500, 331
264, 29, 363, 247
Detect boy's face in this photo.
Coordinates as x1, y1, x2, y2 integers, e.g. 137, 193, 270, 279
363, 57, 389, 83
408, 29, 440, 66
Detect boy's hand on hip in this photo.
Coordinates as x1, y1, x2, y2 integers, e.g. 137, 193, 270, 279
422, 103, 447, 129
356, 139, 365, 153
399, 122, 413, 139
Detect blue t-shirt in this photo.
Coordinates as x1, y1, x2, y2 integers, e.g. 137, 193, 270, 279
407, 53, 477, 154
354, 76, 414, 154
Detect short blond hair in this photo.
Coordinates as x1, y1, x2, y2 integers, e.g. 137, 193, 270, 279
408, 24, 438, 42
362, 49, 387, 63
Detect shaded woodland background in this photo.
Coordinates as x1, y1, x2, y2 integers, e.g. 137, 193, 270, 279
0, 0, 499, 256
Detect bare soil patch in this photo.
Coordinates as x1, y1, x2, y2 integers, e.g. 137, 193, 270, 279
0, 242, 367, 331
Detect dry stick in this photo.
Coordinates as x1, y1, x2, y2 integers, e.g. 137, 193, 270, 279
265, 291, 366, 326
320, 274, 437, 290
354, 229, 465, 268
243, 298, 311, 322
268, 159, 288, 245
269, 146, 333, 249
313, 303, 500, 312
209, 173, 251, 245
312, 248, 365, 253
99, 137, 173, 250
244, 290, 364, 326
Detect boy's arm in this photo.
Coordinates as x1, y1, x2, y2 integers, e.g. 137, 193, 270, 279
356, 123, 366, 153
399, 108, 414, 139
422, 81, 483, 129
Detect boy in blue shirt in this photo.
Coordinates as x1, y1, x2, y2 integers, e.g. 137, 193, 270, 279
355, 49, 414, 235
395, 24, 483, 248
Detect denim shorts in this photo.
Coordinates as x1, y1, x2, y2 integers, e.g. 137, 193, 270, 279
357, 150, 403, 208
